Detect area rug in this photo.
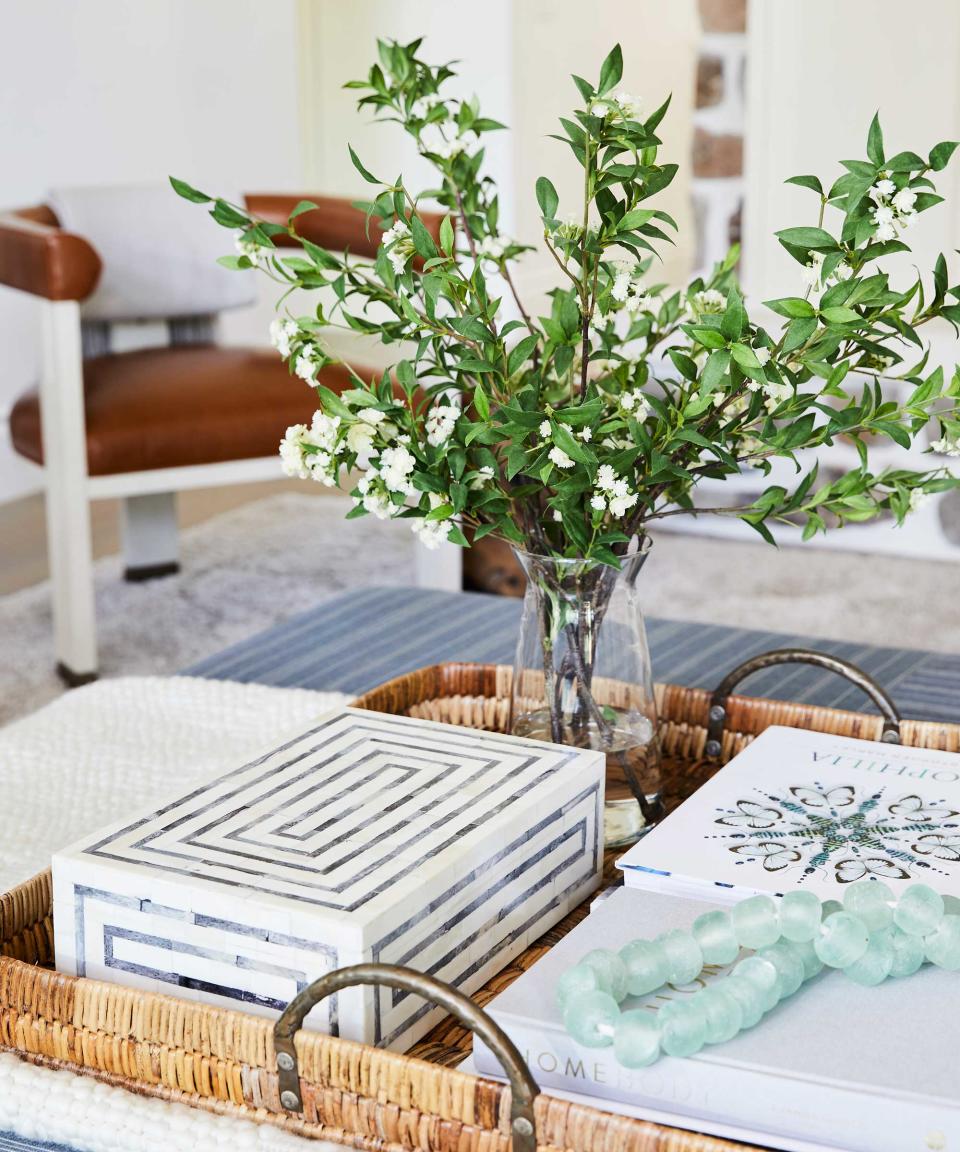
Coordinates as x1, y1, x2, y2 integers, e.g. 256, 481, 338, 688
0, 493, 414, 728
1, 491, 957, 729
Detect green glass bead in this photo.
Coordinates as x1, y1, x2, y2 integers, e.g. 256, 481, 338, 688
791, 938, 825, 982
724, 975, 766, 1028
732, 955, 779, 1012
655, 929, 704, 987
562, 990, 619, 1047
843, 931, 894, 987
895, 884, 945, 937
814, 911, 869, 968
843, 880, 894, 932
758, 942, 804, 999
695, 985, 743, 1044
692, 910, 740, 965
925, 914, 960, 970
613, 1009, 661, 1068
556, 964, 601, 1011
580, 949, 629, 1001
657, 998, 707, 1057
732, 894, 781, 950
886, 925, 925, 978
778, 891, 822, 943
619, 939, 670, 997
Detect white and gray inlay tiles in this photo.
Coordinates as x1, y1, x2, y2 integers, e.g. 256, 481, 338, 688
53, 707, 604, 1049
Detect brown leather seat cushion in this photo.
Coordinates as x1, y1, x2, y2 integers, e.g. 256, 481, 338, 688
10, 345, 357, 476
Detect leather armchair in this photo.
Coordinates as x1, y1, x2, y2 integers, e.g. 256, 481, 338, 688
0, 193, 457, 683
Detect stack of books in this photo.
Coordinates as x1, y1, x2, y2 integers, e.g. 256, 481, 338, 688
471, 726, 960, 1152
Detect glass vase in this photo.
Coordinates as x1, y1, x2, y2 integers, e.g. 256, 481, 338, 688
509, 544, 662, 847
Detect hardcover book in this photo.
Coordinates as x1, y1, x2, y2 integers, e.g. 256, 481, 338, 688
472, 886, 960, 1152
52, 707, 604, 1050
618, 725, 960, 903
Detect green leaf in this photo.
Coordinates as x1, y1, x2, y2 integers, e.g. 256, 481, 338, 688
472, 385, 490, 421
348, 144, 379, 184
730, 343, 761, 370
617, 208, 655, 232
930, 140, 959, 171
668, 349, 698, 381
690, 327, 727, 349
820, 305, 859, 325
785, 174, 823, 195
439, 215, 455, 256
884, 151, 925, 172
508, 333, 540, 376
210, 200, 249, 229
597, 43, 623, 95
315, 384, 353, 420
409, 214, 438, 259
288, 199, 319, 221
866, 112, 884, 166
775, 226, 838, 251
721, 287, 745, 341
425, 503, 454, 522
551, 421, 593, 464
169, 176, 210, 204
764, 297, 816, 319
701, 348, 730, 393
535, 176, 559, 220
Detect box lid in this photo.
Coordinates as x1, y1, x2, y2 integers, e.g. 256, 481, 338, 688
55, 707, 604, 950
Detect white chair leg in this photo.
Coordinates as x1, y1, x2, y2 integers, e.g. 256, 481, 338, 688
121, 492, 180, 581
39, 300, 98, 684
415, 539, 463, 591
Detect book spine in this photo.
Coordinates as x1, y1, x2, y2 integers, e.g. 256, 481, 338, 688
473, 1024, 955, 1152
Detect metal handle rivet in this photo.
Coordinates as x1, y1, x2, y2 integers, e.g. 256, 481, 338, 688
280, 1090, 301, 1111
276, 1051, 295, 1071
705, 740, 721, 757
513, 1117, 534, 1136
709, 705, 725, 722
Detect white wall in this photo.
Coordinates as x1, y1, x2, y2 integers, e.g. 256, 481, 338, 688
0, 0, 303, 504
296, 0, 698, 365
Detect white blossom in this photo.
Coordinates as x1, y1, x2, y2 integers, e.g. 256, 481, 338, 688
875, 221, 897, 242
379, 444, 417, 493
579, 426, 592, 441
346, 421, 376, 455
612, 90, 642, 120
834, 261, 854, 282
425, 402, 460, 448
801, 252, 825, 290
269, 318, 298, 359
596, 464, 618, 492
469, 465, 495, 490
552, 508, 563, 522
619, 388, 651, 420
235, 235, 265, 262
869, 179, 896, 202
754, 347, 771, 366
931, 434, 960, 458
279, 424, 310, 479
763, 380, 792, 413
689, 288, 726, 316
410, 92, 444, 120
590, 493, 606, 512
539, 419, 552, 438
411, 494, 453, 549
548, 446, 575, 469
908, 487, 930, 512
294, 348, 319, 383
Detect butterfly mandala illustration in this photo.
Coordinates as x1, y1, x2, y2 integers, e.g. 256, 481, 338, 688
709, 784, 960, 884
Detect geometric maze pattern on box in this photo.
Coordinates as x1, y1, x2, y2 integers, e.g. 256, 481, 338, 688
53, 708, 604, 1050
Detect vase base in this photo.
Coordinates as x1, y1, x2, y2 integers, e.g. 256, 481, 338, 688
604, 796, 662, 848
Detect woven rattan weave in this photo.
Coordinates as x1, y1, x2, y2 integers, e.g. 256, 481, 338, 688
3, 659, 958, 1152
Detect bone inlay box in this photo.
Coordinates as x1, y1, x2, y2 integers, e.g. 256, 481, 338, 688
53, 707, 604, 1050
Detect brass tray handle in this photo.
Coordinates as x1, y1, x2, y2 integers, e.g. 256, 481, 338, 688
274, 962, 540, 1151
705, 646, 902, 758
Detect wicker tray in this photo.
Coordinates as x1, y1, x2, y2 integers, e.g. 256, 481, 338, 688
3, 653, 959, 1152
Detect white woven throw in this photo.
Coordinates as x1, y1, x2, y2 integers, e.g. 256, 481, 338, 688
0, 675, 348, 1152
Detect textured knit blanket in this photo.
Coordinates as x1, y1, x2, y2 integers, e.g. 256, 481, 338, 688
0, 676, 347, 1152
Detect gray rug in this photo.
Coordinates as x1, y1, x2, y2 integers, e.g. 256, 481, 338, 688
1, 492, 956, 728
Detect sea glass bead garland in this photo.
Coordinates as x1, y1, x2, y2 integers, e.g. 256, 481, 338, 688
558, 882, 955, 1067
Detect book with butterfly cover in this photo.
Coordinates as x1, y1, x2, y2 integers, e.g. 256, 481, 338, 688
618, 726, 960, 903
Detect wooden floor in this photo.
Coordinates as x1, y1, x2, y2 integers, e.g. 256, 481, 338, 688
0, 479, 326, 595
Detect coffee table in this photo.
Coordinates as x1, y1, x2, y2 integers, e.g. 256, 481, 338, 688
5, 584, 959, 1152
